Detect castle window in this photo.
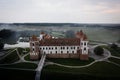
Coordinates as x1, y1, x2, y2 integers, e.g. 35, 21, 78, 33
84, 48, 86, 50
81, 43, 83, 45
43, 47, 44, 50
84, 43, 86, 45
61, 51, 63, 53
50, 51, 52, 54
40, 48, 41, 50
49, 47, 51, 50
33, 43, 34, 46
52, 47, 53, 50
73, 47, 75, 49
46, 47, 47, 50
67, 51, 69, 53
77, 47, 79, 49
72, 51, 74, 53
33, 48, 34, 51
61, 47, 62, 49
63, 47, 65, 49
71, 47, 73, 49
67, 47, 68, 49
44, 52, 46, 54
55, 47, 57, 49
56, 51, 57, 54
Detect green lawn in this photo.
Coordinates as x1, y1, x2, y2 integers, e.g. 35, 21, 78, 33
110, 47, 120, 57
89, 40, 108, 44
0, 50, 20, 64
108, 57, 120, 64
17, 48, 30, 56
41, 61, 120, 80
101, 46, 120, 57
0, 62, 37, 69
51, 31, 65, 38
24, 54, 31, 61
47, 57, 94, 66
0, 68, 36, 80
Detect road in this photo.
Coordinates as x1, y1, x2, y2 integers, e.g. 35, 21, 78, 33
35, 54, 46, 80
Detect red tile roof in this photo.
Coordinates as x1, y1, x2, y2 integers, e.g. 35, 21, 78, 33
30, 35, 38, 41
30, 30, 88, 46
39, 38, 80, 46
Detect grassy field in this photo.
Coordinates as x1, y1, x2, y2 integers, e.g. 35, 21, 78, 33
0, 62, 37, 69
24, 54, 31, 61
101, 46, 120, 57
47, 57, 94, 66
108, 57, 120, 64
0, 68, 36, 80
51, 31, 65, 38
41, 61, 120, 80
17, 48, 30, 56
0, 50, 20, 64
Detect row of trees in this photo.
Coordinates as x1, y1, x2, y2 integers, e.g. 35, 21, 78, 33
0, 29, 15, 50
0, 39, 4, 50
0, 29, 15, 39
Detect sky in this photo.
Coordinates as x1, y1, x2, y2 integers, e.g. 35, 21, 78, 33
0, 0, 120, 23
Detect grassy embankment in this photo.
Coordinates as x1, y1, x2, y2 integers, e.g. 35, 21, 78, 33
41, 61, 120, 80
0, 68, 36, 80
0, 49, 19, 64
47, 57, 94, 66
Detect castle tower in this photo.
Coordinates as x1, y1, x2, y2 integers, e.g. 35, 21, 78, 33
80, 34, 89, 60
39, 32, 46, 40
75, 30, 84, 38
30, 35, 40, 60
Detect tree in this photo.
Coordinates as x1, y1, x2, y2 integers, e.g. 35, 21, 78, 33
0, 39, 4, 50
0, 29, 14, 39
66, 30, 75, 38
94, 46, 104, 55
111, 43, 118, 49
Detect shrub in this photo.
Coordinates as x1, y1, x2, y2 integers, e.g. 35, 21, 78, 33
110, 43, 118, 49
94, 46, 104, 55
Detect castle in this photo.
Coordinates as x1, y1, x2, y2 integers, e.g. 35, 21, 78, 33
29, 30, 89, 60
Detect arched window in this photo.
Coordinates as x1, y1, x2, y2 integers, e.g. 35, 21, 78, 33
72, 51, 74, 54
55, 47, 57, 49
73, 47, 75, 49
81, 43, 83, 45
84, 48, 86, 50
56, 51, 57, 54
52, 47, 53, 50
44, 52, 46, 54
67, 47, 69, 49
67, 51, 69, 54
33, 43, 34, 46
33, 48, 34, 51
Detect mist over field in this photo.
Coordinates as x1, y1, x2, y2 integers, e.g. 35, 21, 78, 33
0, 23, 120, 44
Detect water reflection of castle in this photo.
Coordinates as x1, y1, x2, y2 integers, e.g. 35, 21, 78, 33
30, 30, 89, 60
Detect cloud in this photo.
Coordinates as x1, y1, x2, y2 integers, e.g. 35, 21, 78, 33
0, 0, 120, 23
